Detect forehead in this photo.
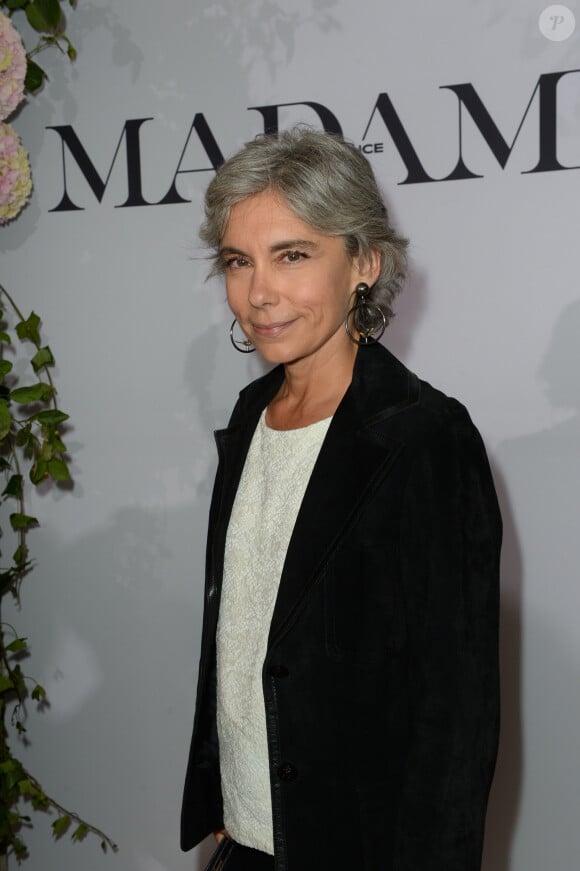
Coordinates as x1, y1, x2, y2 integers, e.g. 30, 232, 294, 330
223, 190, 316, 243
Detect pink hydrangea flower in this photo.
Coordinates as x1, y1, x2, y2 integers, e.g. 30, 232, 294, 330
0, 11, 27, 121
0, 122, 32, 224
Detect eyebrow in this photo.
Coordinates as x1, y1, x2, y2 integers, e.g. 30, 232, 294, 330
219, 239, 319, 258
270, 239, 319, 253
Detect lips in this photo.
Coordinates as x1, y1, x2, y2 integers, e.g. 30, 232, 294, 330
251, 319, 296, 337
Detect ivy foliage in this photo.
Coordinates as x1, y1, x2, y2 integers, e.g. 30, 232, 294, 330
0, 293, 70, 598
0, 291, 118, 861
0, 0, 77, 92
1, 4, 118, 861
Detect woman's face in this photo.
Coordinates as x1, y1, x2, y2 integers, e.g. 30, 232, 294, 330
220, 189, 374, 367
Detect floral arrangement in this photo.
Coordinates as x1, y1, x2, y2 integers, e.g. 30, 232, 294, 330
0, 10, 26, 118
0, 2, 117, 865
0, 10, 31, 224
0, 123, 31, 224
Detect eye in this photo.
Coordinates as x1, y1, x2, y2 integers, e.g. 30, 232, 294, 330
282, 250, 308, 263
224, 255, 250, 269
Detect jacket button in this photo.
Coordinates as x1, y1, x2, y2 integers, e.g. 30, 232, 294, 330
277, 762, 298, 782
270, 664, 289, 678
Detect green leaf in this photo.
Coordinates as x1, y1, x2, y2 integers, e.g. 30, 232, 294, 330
25, 0, 62, 33
6, 637, 28, 654
0, 760, 24, 793
15, 423, 34, 447
12, 838, 28, 860
31, 345, 54, 372
5, 1, 29, 10
34, 409, 69, 426
52, 815, 71, 838
72, 823, 89, 843
38, 439, 53, 461
2, 474, 23, 498
47, 458, 70, 480
47, 434, 67, 452
0, 331, 11, 343
67, 41, 77, 61
0, 359, 13, 377
10, 513, 39, 530
31, 683, 46, 701
10, 382, 54, 404
0, 400, 12, 439
30, 461, 48, 484
18, 778, 35, 796
24, 59, 47, 93
19, 777, 48, 810
0, 570, 16, 596
13, 542, 30, 568
15, 312, 41, 345
0, 674, 14, 693
10, 664, 26, 695
41, 0, 62, 27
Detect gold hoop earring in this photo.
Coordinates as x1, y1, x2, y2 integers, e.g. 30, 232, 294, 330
345, 283, 386, 345
229, 319, 256, 353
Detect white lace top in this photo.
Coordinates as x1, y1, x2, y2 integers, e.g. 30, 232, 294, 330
216, 408, 332, 854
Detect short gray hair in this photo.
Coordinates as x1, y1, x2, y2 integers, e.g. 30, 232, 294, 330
200, 127, 408, 324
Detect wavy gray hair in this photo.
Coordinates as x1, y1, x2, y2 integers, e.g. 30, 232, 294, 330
200, 127, 408, 324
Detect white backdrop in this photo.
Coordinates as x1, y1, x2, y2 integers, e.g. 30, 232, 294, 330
1, 1, 579, 869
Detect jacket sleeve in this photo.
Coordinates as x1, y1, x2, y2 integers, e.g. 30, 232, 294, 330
394, 405, 501, 870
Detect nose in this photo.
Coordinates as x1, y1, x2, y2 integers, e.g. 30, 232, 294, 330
247, 263, 277, 308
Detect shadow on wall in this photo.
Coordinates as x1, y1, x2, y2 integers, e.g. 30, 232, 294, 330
190, 0, 340, 84
484, 298, 580, 869
10, 498, 214, 871
385, 260, 428, 362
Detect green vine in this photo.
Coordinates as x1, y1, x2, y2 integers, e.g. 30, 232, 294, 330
0, 289, 118, 861
1, 0, 118, 863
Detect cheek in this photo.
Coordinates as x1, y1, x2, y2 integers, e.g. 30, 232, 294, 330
299, 268, 352, 311
225, 279, 244, 313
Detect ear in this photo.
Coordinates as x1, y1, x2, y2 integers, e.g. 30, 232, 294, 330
354, 248, 382, 287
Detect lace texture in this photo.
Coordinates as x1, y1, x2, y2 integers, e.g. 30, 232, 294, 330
217, 410, 331, 854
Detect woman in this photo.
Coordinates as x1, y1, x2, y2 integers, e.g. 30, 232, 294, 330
181, 128, 501, 870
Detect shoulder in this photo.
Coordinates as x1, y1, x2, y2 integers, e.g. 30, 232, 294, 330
356, 343, 479, 447
405, 382, 487, 475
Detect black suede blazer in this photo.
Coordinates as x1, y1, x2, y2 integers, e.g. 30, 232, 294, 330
181, 343, 502, 871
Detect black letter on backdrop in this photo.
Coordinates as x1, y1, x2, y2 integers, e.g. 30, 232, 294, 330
47, 118, 154, 211
441, 69, 580, 178
157, 114, 225, 205
249, 101, 342, 135
362, 93, 437, 184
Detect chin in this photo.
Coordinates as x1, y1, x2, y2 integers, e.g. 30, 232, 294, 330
256, 346, 297, 365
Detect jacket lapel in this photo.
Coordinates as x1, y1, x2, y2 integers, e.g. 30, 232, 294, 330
268, 345, 419, 645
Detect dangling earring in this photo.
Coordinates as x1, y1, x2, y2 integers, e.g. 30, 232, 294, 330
345, 283, 386, 345
230, 318, 256, 353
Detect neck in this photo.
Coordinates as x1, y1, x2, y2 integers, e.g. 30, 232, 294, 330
267, 336, 357, 430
